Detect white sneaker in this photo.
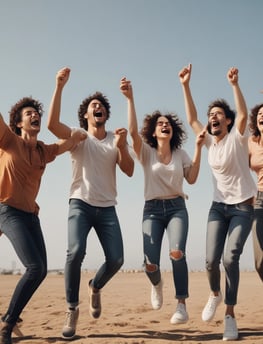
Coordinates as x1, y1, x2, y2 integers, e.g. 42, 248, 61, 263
170, 303, 189, 324
151, 280, 163, 310
223, 315, 238, 341
62, 308, 79, 339
202, 292, 222, 322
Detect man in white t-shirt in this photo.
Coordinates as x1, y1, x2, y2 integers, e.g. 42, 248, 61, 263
47, 67, 134, 340
179, 64, 256, 341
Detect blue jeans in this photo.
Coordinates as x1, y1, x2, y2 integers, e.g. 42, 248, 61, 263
142, 197, 189, 299
0, 204, 47, 325
252, 191, 263, 281
206, 201, 254, 305
65, 199, 124, 308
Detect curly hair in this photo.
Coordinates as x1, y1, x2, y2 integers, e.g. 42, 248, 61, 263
249, 103, 263, 137
206, 98, 236, 133
78, 91, 111, 130
140, 110, 187, 150
9, 96, 44, 136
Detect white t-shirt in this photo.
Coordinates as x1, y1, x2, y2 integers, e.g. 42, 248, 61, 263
206, 127, 257, 204
69, 130, 118, 207
139, 142, 192, 201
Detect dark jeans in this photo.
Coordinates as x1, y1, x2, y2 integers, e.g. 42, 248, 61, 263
206, 201, 253, 305
0, 204, 47, 324
252, 191, 263, 282
65, 199, 124, 308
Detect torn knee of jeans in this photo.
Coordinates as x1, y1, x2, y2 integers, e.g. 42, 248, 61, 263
145, 263, 159, 273
170, 249, 184, 261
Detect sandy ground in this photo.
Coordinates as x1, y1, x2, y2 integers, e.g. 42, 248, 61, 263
0, 270, 262, 343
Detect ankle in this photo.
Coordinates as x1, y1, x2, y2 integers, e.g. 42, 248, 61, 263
1, 322, 14, 331
225, 305, 235, 318
178, 300, 186, 305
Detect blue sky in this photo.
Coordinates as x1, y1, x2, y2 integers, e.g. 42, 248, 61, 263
0, 0, 262, 272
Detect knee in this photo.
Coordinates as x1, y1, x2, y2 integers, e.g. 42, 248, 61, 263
108, 255, 124, 272
205, 259, 218, 271
38, 260, 47, 280
170, 249, 185, 261
40, 264, 48, 281
116, 256, 124, 270
223, 255, 239, 270
145, 262, 159, 273
28, 261, 47, 282
67, 245, 85, 264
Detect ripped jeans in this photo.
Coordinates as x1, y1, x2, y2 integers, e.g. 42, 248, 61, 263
142, 197, 189, 299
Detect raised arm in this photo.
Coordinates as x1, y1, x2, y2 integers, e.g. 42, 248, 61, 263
47, 67, 72, 139
114, 128, 134, 177
227, 67, 247, 135
120, 77, 142, 157
184, 127, 206, 184
179, 64, 204, 135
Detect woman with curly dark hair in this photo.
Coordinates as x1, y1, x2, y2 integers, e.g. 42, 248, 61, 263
248, 103, 263, 282
120, 77, 206, 325
0, 97, 86, 344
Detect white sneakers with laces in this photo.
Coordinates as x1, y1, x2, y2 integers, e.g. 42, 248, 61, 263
170, 303, 189, 324
202, 291, 238, 340
151, 280, 163, 310
202, 291, 222, 321
223, 315, 238, 341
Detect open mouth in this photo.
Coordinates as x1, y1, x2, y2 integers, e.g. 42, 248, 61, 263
259, 119, 263, 125
31, 120, 40, 127
94, 111, 103, 117
161, 128, 170, 134
212, 121, 220, 129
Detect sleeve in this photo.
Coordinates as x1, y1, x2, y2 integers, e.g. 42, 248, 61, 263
205, 133, 212, 149
0, 125, 16, 149
139, 142, 151, 165
181, 149, 192, 168
234, 126, 249, 146
38, 141, 59, 163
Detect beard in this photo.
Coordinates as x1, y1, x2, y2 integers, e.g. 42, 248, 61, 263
207, 123, 222, 136
95, 121, 105, 128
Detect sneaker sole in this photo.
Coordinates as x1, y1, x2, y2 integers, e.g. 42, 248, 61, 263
223, 336, 238, 341
170, 318, 189, 325
62, 334, 76, 340
89, 309, 101, 319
